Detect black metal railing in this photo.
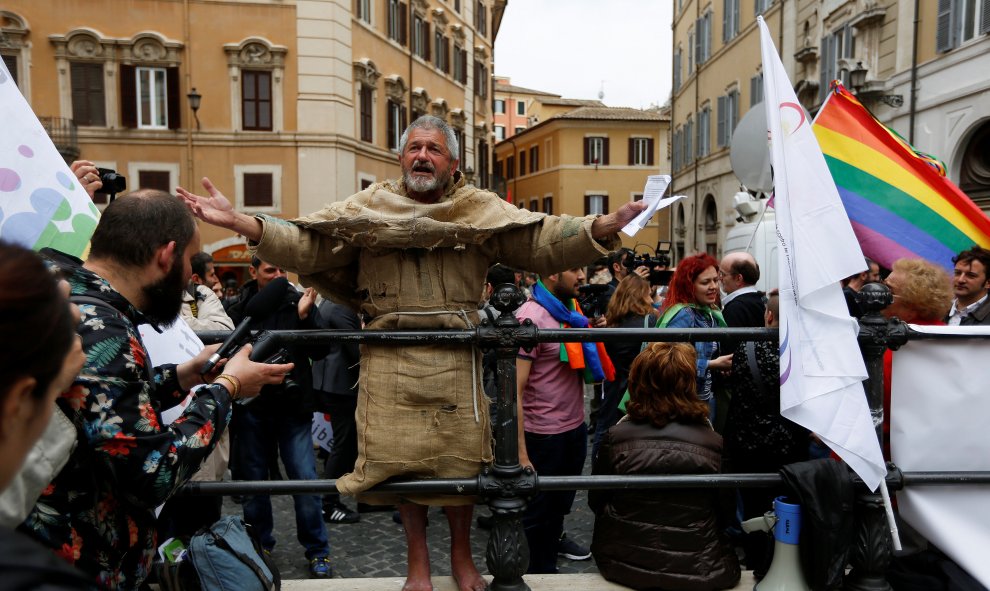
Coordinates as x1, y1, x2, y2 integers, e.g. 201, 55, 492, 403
38, 116, 80, 163
188, 283, 990, 591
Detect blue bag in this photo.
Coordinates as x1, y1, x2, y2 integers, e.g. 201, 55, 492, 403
186, 516, 280, 591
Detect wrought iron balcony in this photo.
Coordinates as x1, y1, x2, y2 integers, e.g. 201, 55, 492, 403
38, 116, 80, 163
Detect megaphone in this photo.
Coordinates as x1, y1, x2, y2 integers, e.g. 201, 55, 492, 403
741, 497, 810, 591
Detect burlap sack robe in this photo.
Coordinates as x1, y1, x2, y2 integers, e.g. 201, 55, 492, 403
253, 173, 618, 505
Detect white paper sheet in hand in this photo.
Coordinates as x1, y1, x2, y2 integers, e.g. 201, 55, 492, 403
138, 318, 205, 425
621, 175, 680, 237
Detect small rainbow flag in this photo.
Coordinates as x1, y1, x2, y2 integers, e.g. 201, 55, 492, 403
812, 82, 990, 271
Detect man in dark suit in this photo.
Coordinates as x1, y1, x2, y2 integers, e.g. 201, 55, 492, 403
947, 246, 990, 326
312, 299, 362, 524
718, 252, 765, 350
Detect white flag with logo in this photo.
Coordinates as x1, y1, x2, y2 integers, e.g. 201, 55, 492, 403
758, 17, 886, 490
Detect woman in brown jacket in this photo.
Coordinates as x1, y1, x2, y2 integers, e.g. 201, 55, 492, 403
589, 342, 740, 590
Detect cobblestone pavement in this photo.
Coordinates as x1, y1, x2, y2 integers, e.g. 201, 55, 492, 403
221, 441, 599, 580
222, 388, 603, 581
221, 467, 598, 581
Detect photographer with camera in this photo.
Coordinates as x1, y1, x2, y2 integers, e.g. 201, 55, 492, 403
71, 160, 127, 201
23, 191, 292, 591
225, 256, 334, 578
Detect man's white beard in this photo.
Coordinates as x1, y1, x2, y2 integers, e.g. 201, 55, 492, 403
405, 172, 440, 193
404, 164, 451, 195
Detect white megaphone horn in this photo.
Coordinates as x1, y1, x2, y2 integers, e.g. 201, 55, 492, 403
741, 496, 810, 591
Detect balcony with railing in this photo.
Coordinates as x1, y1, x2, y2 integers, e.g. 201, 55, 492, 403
38, 116, 79, 163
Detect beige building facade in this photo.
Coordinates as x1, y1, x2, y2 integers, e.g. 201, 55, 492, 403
494, 106, 671, 254
670, 0, 990, 263
669, 0, 792, 262
1, 0, 504, 283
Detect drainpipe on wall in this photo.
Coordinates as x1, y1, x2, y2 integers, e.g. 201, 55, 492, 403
693, 0, 701, 254
408, 1, 414, 122
506, 135, 518, 204
183, 0, 194, 189
909, 0, 920, 144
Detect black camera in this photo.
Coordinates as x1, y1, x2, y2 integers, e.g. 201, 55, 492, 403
623, 241, 673, 287
93, 168, 127, 200
577, 284, 611, 319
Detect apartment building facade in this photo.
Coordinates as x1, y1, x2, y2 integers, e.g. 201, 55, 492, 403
670, 0, 990, 263
0, 0, 504, 281
493, 105, 671, 253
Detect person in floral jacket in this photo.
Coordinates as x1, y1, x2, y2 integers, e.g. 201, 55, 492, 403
21, 191, 292, 590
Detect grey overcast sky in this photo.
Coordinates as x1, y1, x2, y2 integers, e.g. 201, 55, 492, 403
494, 1, 674, 109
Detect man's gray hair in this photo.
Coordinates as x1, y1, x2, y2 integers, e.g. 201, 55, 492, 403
399, 115, 459, 160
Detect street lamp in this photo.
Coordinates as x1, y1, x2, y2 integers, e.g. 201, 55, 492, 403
848, 62, 903, 108
187, 87, 202, 130
849, 61, 869, 95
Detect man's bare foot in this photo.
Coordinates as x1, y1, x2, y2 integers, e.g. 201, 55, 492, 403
451, 562, 488, 591
400, 503, 434, 591
446, 504, 488, 591
401, 576, 434, 591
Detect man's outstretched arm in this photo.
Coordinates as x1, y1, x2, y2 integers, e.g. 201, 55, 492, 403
177, 177, 263, 241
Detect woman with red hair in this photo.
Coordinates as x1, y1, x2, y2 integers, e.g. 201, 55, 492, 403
655, 253, 732, 419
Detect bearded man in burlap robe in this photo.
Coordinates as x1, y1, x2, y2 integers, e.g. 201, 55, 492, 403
179, 115, 647, 591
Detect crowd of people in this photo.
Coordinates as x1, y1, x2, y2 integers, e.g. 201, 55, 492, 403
2, 114, 989, 591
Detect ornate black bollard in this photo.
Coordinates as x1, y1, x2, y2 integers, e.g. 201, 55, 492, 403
478, 284, 538, 591
845, 282, 908, 591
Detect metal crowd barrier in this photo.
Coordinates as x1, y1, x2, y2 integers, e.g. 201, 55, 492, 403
187, 283, 990, 591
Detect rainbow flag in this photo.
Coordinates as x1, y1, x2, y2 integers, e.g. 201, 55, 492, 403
812, 82, 990, 271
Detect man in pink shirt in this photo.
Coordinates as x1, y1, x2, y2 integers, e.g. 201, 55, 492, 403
515, 266, 604, 573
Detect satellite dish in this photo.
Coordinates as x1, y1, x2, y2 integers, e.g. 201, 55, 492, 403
730, 102, 773, 193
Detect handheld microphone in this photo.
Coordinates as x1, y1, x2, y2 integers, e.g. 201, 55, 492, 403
200, 276, 290, 374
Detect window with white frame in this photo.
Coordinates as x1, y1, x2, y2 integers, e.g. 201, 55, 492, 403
388, 0, 407, 44
629, 137, 654, 166
819, 24, 853, 101
434, 28, 449, 72
717, 89, 739, 147
494, 99, 505, 113
516, 100, 525, 115
695, 11, 712, 66
387, 99, 406, 150
234, 164, 282, 212
584, 136, 609, 165
136, 67, 168, 129
494, 125, 505, 140
697, 106, 711, 157
723, 0, 740, 42
750, 72, 764, 106
684, 117, 694, 164
585, 194, 608, 216
937, 0, 989, 52
413, 15, 429, 59
688, 28, 695, 73
356, 0, 371, 24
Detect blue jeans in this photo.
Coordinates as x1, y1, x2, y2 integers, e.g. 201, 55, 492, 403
234, 408, 329, 559
522, 423, 587, 574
